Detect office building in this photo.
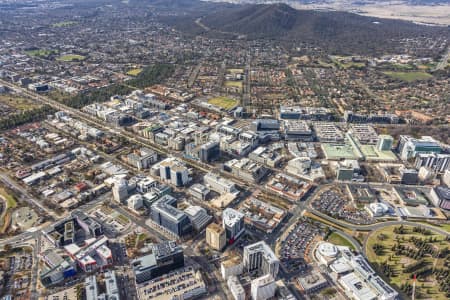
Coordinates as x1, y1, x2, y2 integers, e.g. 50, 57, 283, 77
251, 274, 276, 300
430, 186, 450, 210
297, 273, 329, 294
85, 275, 98, 300
250, 119, 280, 132
415, 153, 450, 173
199, 141, 220, 163
225, 158, 269, 183
158, 157, 189, 187
313, 123, 345, 143
222, 208, 245, 244
228, 276, 245, 300
206, 223, 226, 251
349, 124, 379, 145
127, 147, 158, 170
132, 241, 184, 284
184, 206, 212, 231
221, 256, 244, 280
204, 172, 238, 195
279, 106, 331, 121
104, 270, 120, 300
377, 135, 394, 151
243, 241, 279, 278
112, 179, 128, 203
397, 135, 441, 161
400, 167, 419, 185
283, 120, 313, 141
151, 195, 192, 236
443, 170, 450, 187
188, 183, 210, 200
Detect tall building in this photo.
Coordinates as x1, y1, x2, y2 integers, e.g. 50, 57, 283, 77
243, 241, 279, 278
251, 274, 276, 300
199, 141, 220, 163
151, 195, 192, 236
222, 208, 245, 244
430, 186, 450, 210
184, 206, 212, 231
415, 153, 450, 173
377, 135, 394, 151
112, 179, 128, 203
228, 276, 245, 300
159, 158, 189, 187
132, 241, 184, 284
206, 223, 226, 251
443, 170, 450, 187
397, 135, 441, 161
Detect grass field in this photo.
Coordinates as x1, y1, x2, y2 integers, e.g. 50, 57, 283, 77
0, 188, 17, 234
56, 54, 86, 62
225, 80, 243, 91
25, 49, 58, 58
52, 21, 77, 28
366, 225, 450, 300
0, 188, 17, 209
207, 96, 238, 110
227, 68, 244, 74
0, 95, 41, 111
383, 71, 432, 82
126, 68, 143, 76
327, 232, 355, 250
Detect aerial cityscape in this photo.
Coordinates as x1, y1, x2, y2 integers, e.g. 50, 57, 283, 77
0, 0, 449, 300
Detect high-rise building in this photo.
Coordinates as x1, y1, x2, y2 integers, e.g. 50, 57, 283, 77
415, 153, 450, 173
132, 241, 184, 284
243, 241, 279, 278
159, 158, 189, 187
397, 135, 441, 161
251, 274, 276, 300
430, 186, 450, 210
184, 206, 212, 231
222, 208, 245, 244
377, 135, 394, 151
199, 141, 220, 163
150, 195, 192, 236
206, 223, 226, 251
228, 276, 245, 300
112, 179, 128, 203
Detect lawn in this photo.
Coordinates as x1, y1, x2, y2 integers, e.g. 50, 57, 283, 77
52, 21, 77, 28
383, 71, 432, 82
25, 49, 58, 58
327, 232, 355, 250
126, 68, 143, 76
0, 188, 17, 209
227, 68, 244, 74
56, 54, 86, 62
0, 95, 41, 111
366, 225, 450, 300
225, 81, 243, 91
207, 96, 238, 110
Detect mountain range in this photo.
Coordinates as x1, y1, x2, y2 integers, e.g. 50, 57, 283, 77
153, 0, 449, 55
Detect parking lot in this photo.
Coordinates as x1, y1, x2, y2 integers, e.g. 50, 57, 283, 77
279, 219, 322, 276
312, 188, 374, 225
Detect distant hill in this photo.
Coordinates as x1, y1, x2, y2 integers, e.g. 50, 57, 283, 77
155, 1, 449, 55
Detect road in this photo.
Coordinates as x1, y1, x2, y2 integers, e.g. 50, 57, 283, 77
433, 46, 450, 71
0, 171, 56, 218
